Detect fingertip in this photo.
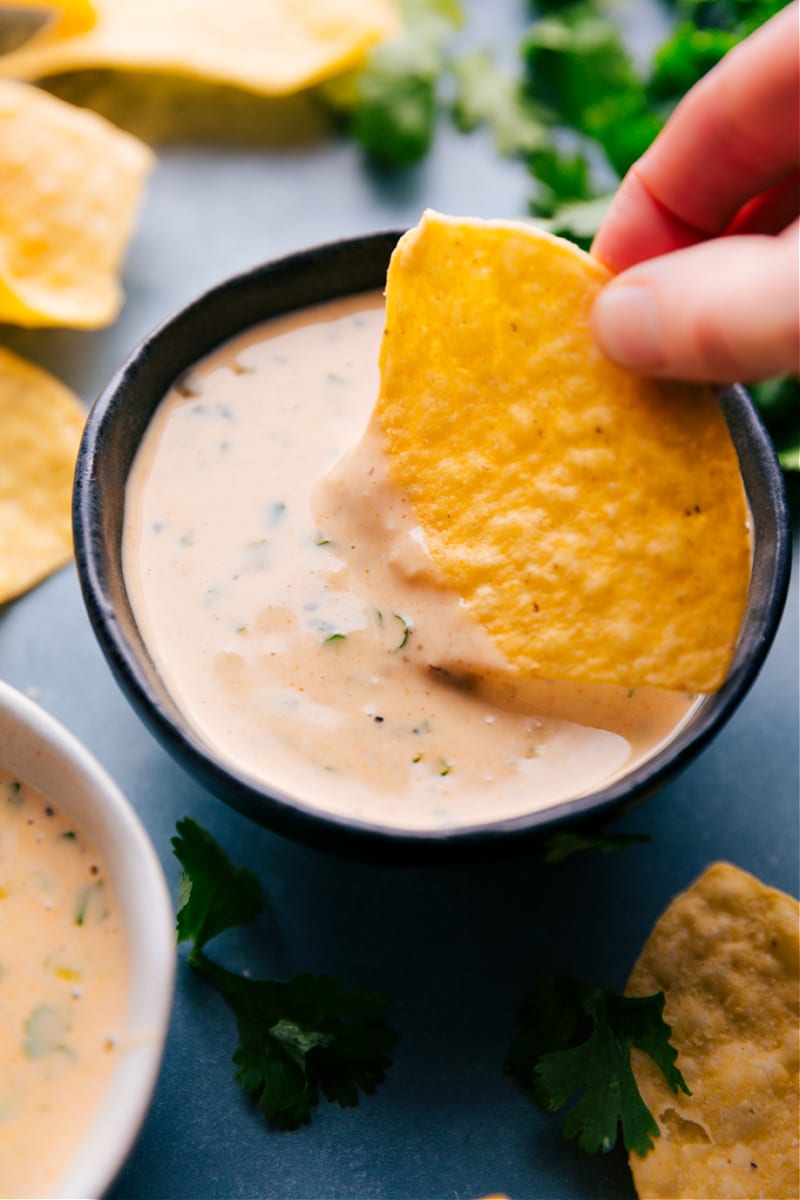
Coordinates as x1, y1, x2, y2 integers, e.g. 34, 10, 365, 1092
589, 212, 619, 272
590, 180, 643, 273
591, 282, 666, 371
592, 233, 800, 384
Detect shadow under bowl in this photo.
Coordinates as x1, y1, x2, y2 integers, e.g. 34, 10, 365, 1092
73, 230, 792, 864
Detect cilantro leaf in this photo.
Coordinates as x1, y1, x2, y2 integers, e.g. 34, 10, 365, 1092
668, 0, 787, 35
351, 43, 439, 165
451, 48, 548, 156
523, 5, 633, 131
172, 817, 263, 951
506, 974, 592, 1105
324, 0, 463, 165
523, 3, 660, 176
778, 443, 800, 472
506, 974, 690, 1156
193, 956, 397, 1129
589, 102, 663, 181
172, 820, 397, 1129
648, 22, 739, 101
543, 829, 651, 863
533, 193, 613, 249
749, 374, 800, 426
528, 145, 594, 215
749, 375, 800, 470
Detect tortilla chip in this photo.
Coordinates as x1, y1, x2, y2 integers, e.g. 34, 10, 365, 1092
0, 346, 84, 602
626, 863, 799, 1200
0, 0, 96, 40
42, 70, 329, 147
0, 0, 402, 95
376, 211, 751, 693
0, 79, 154, 328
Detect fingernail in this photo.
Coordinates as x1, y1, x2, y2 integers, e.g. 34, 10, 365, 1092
592, 283, 665, 370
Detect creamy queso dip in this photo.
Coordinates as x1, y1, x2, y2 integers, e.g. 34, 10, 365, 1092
123, 294, 697, 830
0, 770, 127, 1199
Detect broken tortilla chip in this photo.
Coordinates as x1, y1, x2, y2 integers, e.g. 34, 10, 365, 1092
626, 863, 800, 1200
375, 211, 751, 693
0, 79, 154, 328
0, 346, 84, 603
0, 0, 402, 95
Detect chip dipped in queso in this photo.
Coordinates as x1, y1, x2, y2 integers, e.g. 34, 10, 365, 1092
121, 218, 750, 832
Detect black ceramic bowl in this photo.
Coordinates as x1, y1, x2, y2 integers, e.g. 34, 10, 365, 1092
73, 230, 792, 863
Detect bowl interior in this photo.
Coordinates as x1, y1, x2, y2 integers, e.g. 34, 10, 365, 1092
73, 231, 792, 862
0, 681, 174, 1198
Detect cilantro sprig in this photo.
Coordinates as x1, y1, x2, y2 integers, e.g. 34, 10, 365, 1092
172, 818, 397, 1129
505, 974, 690, 1156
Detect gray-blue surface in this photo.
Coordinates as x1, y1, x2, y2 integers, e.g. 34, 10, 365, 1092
1, 3, 797, 1198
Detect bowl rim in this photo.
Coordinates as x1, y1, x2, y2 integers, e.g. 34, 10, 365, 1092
73, 228, 793, 863
0, 679, 175, 1197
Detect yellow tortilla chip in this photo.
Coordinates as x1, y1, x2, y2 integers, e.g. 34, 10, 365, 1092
0, 346, 84, 602
0, 0, 402, 95
0, 0, 96, 40
376, 211, 751, 693
0, 79, 154, 328
42, 71, 329, 146
626, 863, 799, 1200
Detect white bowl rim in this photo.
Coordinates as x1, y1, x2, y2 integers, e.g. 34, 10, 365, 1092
0, 679, 174, 1199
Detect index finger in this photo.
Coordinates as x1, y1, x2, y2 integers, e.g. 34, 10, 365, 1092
592, 2, 800, 272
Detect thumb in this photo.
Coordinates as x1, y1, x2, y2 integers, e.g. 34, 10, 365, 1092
591, 223, 799, 383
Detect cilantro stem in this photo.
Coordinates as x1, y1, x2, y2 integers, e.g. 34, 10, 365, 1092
391, 612, 412, 651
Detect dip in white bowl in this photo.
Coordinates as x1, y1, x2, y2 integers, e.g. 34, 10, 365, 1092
0, 681, 173, 1199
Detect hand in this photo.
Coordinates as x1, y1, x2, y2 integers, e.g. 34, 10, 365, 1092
591, 2, 800, 383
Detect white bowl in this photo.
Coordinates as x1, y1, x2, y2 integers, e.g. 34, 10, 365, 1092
0, 679, 174, 1199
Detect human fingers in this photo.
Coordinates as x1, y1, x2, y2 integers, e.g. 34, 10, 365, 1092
591, 222, 800, 382
726, 170, 800, 236
592, 2, 800, 273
